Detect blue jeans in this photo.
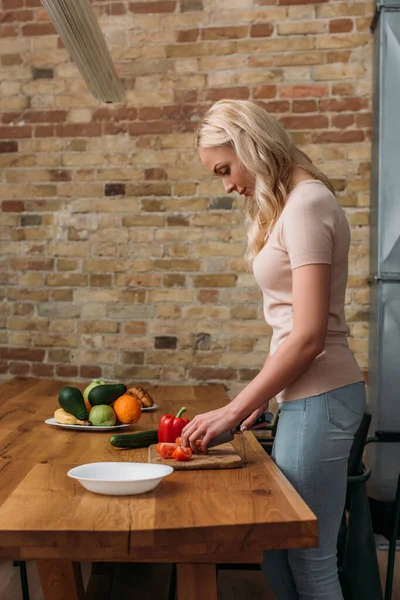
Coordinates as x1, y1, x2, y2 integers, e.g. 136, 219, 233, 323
262, 382, 366, 600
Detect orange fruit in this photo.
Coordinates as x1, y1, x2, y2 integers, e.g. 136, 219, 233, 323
113, 394, 141, 424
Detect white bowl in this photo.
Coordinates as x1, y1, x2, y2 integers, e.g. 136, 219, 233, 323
67, 462, 174, 495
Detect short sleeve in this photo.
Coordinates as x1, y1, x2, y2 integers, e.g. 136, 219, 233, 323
282, 190, 336, 270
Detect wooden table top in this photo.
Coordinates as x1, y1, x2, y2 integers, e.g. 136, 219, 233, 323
0, 378, 317, 563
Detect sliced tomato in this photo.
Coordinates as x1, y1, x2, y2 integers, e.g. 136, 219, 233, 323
172, 446, 193, 461
175, 437, 204, 452
156, 442, 178, 459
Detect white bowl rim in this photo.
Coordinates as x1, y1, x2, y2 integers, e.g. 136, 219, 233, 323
67, 462, 174, 483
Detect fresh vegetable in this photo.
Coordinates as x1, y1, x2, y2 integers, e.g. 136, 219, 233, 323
156, 442, 179, 459
54, 408, 90, 426
158, 407, 190, 443
88, 383, 127, 406
110, 429, 158, 449
175, 437, 204, 452
58, 386, 89, 421
172, 446, 192, 461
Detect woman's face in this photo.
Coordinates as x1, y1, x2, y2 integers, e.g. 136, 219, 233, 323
198, 146, 254, 197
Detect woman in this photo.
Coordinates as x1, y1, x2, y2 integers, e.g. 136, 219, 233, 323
180, 99, 366, 600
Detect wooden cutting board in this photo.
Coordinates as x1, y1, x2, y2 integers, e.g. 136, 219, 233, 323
148, 442, 243, 470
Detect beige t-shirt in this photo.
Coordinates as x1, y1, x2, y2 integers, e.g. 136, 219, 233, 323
252, 180, 363, 403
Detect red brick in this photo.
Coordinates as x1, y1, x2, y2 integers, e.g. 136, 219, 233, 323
32, 363, 54, 377
0, 361, 7, 374
0, 347, 45, 361
189, 367, 236, 380
138, 107, 163, 120
329, 18, 354, 33
206, 87, 249, 101
2, 111, 23, 124
250, 23, 274, 37
56, 364, 79, 377
103, 123, 129, 135
292, 100, 318, 113
0, 125, 32, 138
9, 362, 31, 376
25, 0, 42, 6
320, 97, 368, 112
2, 0, 23, 8
3, 9, 33, 21
177, 28, 199, 42
93, 107, 137, 121
162, 104, 207, 120
281, 115, 329, 129
332, 114, 355, 128
25, 110, 67, 123
356, 113, 372, 128
312, 130, 365, 143
0, 141, 18, 152
22, 22, 56, 36
129, 1, 176, 13
80, 365, 102, 378
0, 25, 18, 37
55, 124, 101, 137
201, 26, 248, 40
35, 126, 55, 137
253, 85, 277, 99
258, 100, 290, 113
104, 2, 126, 14
2, 200, 24, 212
280, 85, 328, 98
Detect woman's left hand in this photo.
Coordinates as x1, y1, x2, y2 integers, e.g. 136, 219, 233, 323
180, 406, 240, 453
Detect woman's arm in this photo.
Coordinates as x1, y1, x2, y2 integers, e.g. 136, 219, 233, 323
181, 263, 331, 450
229, 263, 331, 422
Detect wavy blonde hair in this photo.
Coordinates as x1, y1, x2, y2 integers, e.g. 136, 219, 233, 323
194, 99, 335, 261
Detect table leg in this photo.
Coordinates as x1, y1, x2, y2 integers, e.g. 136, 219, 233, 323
36, 560, 85, 600
176, 563, 217, 600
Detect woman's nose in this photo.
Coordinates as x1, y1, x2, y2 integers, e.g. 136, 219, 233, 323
224, 181, 236, 194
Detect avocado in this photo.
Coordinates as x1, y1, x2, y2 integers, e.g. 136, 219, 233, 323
88, 383, 127, 406
58, 386, 89, 421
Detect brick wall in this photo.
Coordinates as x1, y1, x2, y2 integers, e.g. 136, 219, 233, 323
0, 0, 373, 396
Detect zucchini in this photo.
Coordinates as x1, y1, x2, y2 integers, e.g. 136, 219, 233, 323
58, 386, 89, 421
88, 383, 127, 406
110, 429, 159, 449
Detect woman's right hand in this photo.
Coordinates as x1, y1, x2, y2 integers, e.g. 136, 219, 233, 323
239, 401, 270, 431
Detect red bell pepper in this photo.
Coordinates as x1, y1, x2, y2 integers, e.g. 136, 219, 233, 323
158, 407, 190, 443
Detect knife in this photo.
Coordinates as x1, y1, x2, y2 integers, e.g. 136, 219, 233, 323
207, 411, 274, 449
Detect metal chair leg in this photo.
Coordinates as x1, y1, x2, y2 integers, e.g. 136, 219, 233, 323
168, 563, 177, 600
18, 561, 30, 600
384, 473, 400, 600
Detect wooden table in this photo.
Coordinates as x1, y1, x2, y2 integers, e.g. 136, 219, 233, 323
0, 378, 318, 600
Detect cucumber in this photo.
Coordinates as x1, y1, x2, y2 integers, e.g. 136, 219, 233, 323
110, 429, 159, 449
88, 383, 127, 406
58, 386, 88, 421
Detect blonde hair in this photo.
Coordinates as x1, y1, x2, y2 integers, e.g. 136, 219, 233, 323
194, 99, 335, 261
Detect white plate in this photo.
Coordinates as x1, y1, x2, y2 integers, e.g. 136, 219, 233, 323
141, 403, 158, 411
45, 418, 132, 432
67, 462, 174, 495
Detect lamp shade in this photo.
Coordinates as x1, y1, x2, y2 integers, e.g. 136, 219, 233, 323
41, 0, 125, 104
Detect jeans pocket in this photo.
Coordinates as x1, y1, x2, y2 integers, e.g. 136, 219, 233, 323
326, 383, 366, 432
